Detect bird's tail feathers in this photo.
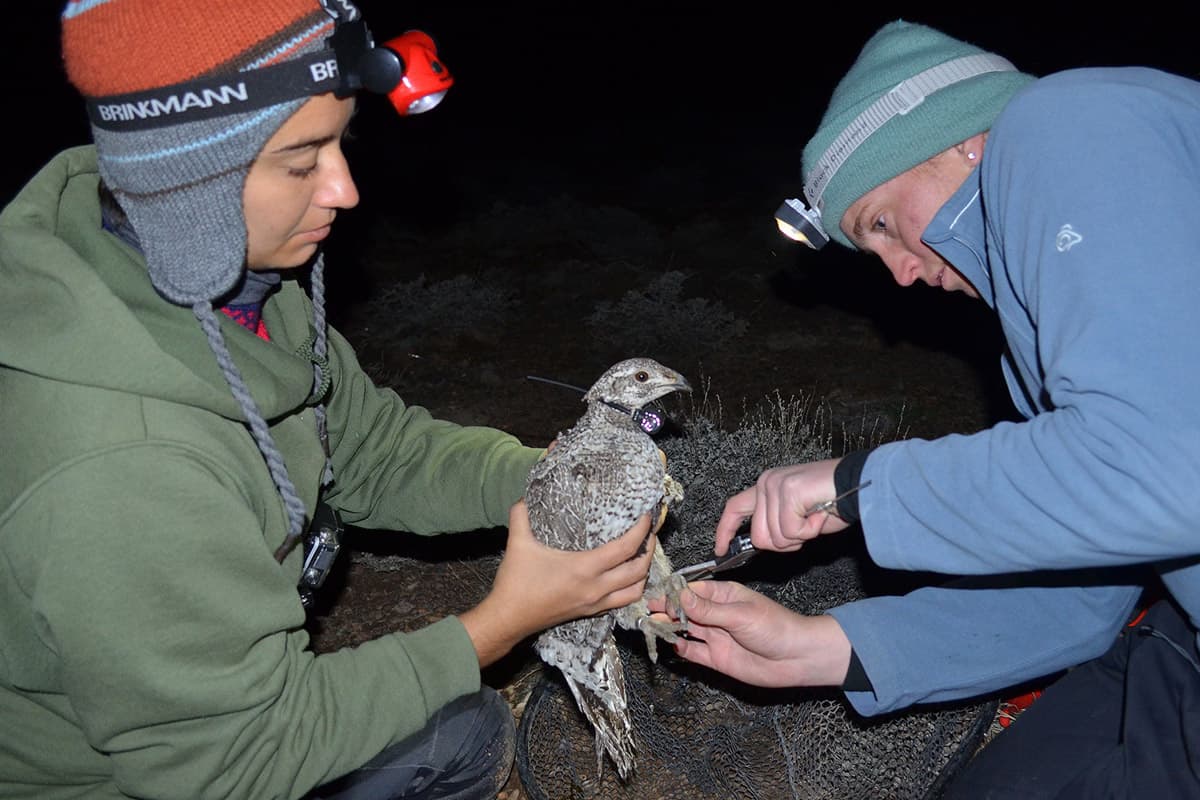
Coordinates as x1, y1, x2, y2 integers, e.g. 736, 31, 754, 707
559, 640, 636, 779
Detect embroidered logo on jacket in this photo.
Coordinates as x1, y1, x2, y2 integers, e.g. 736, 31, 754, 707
1055, 224, 1083, 252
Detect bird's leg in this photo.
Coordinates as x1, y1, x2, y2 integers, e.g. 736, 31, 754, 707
634, 571, 690, 662
633, 610, 684, 663
616, 453, 690, 662
647, 456, 684, 538
658, 449, 684, 504
662, 472, 684, 505
618, 541, 689, 663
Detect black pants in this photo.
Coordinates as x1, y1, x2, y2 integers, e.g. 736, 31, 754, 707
941, 598, 1200, 799
308, 687, 515, 800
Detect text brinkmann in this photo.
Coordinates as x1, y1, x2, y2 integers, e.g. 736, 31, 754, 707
96, 83, 250, 122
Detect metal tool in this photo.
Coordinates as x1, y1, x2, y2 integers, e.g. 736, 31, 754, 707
801, 480, 872, 520
672, 481, 872, 581
673, 531, 757, 581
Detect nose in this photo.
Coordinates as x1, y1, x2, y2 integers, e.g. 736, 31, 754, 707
318, 149, 360, 211
879, 249, 921, 287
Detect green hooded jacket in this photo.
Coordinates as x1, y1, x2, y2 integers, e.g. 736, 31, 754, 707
0, 146, 543, 799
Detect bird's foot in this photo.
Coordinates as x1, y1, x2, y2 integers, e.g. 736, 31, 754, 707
663, 569, 688, 629
636, 614, 687, 664
663, 472, 684, 504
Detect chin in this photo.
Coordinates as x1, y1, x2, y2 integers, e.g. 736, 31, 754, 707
250, 245, 317, 271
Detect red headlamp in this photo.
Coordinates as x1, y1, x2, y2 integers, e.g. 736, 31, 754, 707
355, 29, 454, 116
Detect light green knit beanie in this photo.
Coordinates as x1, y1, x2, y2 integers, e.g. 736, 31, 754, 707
801, 20, 1035, 249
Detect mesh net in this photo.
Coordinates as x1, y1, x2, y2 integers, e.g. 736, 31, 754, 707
516, 391, 997, 799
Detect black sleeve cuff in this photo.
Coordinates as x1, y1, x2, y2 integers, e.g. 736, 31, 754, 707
841, 648, 874, 692
832, 448, 872, 524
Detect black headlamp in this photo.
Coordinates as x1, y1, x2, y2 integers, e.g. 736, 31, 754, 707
774, 198, 830, 251
85, 16, 453, 132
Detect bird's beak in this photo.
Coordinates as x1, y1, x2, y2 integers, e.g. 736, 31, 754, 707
669, 374, 692, 394
647, 375, 692, 403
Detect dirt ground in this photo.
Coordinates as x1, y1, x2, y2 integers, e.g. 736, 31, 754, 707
300, 115, 1019, 798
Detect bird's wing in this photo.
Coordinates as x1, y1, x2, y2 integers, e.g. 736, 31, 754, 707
526, 438, 664, 551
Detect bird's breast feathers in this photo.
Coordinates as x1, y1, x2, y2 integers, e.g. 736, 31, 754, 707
526, 433, 666, 550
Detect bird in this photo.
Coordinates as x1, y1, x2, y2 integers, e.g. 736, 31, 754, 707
525, 357, 692, 780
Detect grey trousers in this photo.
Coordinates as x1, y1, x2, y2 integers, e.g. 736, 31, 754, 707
308, 687, 515, 800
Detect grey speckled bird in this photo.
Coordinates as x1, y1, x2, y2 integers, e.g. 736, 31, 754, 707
526, 357, 692, 780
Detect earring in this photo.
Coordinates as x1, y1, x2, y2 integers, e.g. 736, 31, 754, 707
967, 152, 978, 161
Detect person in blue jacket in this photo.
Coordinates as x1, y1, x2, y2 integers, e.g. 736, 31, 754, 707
652, 19, 1200, 798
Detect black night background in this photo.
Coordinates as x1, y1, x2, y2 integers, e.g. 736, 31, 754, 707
11, 6, 1196, 236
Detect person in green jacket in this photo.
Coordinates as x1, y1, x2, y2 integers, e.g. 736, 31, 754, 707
0, 2, 658, 798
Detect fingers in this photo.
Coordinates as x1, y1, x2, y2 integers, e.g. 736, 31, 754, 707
750, 468, 828, 552
570, 516, 657, 614
595, 513, 653, 565
668, 583, 753, 666
593, 578, 649, 612
675, 582, 749, 631
714, 487, 756, 555
672, 624, 721, 667
685, 579, 750, 604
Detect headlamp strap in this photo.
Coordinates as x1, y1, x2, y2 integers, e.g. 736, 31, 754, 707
86, 51, 344, 131
318, 0, 362, 23
804, 53, 1018, 209
86, 7, 384, 132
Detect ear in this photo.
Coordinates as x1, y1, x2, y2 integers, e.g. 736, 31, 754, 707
956, 132, 989, 165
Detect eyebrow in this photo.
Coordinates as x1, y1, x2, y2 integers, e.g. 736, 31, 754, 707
851, 210, 872, 244
268, 105, 358, 155
268, 133, 339, 155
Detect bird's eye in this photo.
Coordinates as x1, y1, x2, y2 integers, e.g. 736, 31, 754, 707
635, 371, 649, 382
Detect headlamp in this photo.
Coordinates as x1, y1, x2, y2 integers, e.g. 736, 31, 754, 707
333, 22, 453, 116
774, 198, 829, 250
85, 16, 453, 132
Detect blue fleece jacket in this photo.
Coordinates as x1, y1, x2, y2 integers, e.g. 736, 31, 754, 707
828, 67, 1200, 716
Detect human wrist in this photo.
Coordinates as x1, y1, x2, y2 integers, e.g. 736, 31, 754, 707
797, 614, 854, 686
458, 595, 523, 668
833, 449, 872, 523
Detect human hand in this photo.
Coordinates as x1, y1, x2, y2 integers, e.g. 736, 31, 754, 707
459, 500, 654, 666
648, 581, 852, 688
714, 458, 848, 555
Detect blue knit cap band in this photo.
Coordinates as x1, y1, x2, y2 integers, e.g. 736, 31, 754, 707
802, 20, 1035, 249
